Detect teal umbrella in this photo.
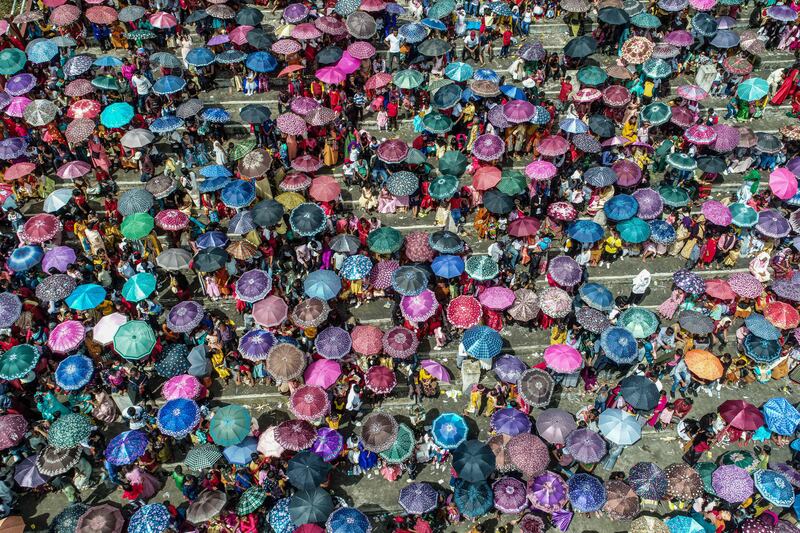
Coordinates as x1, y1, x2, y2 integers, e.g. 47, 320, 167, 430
100, 102, 135, 128
367, 227, 403, 254
427, 0, 455, 19
577, 66, 607, 86
48, 412, 92, 449
422, 112, 453, 133
497, 170, 527, 196
618, 307, 660, 338
642, 58, 672, 79
0, 344, 39, 380
209, 405, 251, 446
393, 69, 424, 89
439, 150, 468, 176
737, 78, 769, 101
666, 152, 697, 171
289, 488, 334, 525
641, 102, 671, 125
658, 185, 691, 207
0, 48, 26, 75
113, 320, 157, 360
730, 203, 758, 227
445, 61, 473, 82
65, 283, 106, 310
465, 255, 499, 281
380, 423, 415, 463
617, 217, 651, 243
631, 12, 661, 28
92, 75, 121, 91
429, 174, 460, 199
122, 272, 157, 302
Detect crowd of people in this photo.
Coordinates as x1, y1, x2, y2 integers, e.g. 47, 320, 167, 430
0, 0, 799, 530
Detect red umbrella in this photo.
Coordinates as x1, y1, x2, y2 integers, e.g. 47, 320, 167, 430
274, 419, 316, 451
86, 5, 118, 24
65, 119, 96, 144
347, 41, 376, 58
278, 64, 305, 77
66, 99, 101, 119
382, 326, 419, 359
150, 11, 178, 28
289, 385, 330, 421
704, 279, 735, 300
365, 72, 393, 90
446, 295, 482, 329
365, 366, 396, 394
22, 213, 61, 243
508, 216, 541, 237
472, 166, 501, 191
308, 175, 341, 202
351, 324, 383, 355
719, 400, 765, 430
547, 201, 577, 221
764, 301, 800, 329
404, 231, 435, 262
602, 85, 632, 107
271, 38, 302, 55
65, 79, 95, 97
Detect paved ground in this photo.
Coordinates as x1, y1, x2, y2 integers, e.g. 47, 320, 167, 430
18, 4, 800, 532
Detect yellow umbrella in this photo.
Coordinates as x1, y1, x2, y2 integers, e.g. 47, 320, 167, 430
275, 192, 305, 210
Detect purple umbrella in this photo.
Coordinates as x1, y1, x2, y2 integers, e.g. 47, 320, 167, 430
673, 269, 705, 295
471, 134, 505, 161
788, 157, 800, 177
0, 137, 28, 160
613, 160, 642, 187
167, 301, 205, 332
503, 100, 536, 123
547, 256, 582, 287
711, 124, 740, 153
42, 246, 77, 273
5, 73, 36, 96
756, 209, 791, 238
14, 455, 50, 488
310, 427, 343, 462
766, 4, 797, 21
628, 461, 668, 500
774, 280, 800, 302
712, 465, 754, 503
488, 105, 510, 129
535, 408, 577, 445
701, 200, 732, 226
400, 290, 438, 322
0, 292, 21, 328
664, 29, 694, 46
528, 471, 569, 512
564, 428, 607, 463
283, 2, 310, 22
490, 408, 532, 436
315, 326, 352, 360
493, 477, 529, 513
238, 330, 276, 361
478, 286, 516, 310
399, 482, 438, 514
631, 188, 663, 220
493, 354, 527, 383
235, 270, 272, 303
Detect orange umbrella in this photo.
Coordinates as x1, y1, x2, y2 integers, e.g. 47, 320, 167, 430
0, 517, 24, 533
278, 64, 305, 77
764, 301, 800, 329
684, 349, 723, 381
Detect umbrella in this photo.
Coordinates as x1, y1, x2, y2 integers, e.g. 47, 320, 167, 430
311, 428, 343, 462
490, 408, 532, 437
453, 440, 496, 482
684, 349, 724, 381
712, 465, 754, 503
326, 508, 369, 533
51, 504, 90, 533
382, 326, 419, 359
399, 482, 438, 514
289, 385, 330, 421
291, 298, 331, 328
304, 359, 342, 389
744, 334, 781, 364
598, 408, 641, 445
536, 409, 576, 445
447, 296, 483, 329
745, 314, 781, 340
0, 293, 21, 328
454, 480, 494, 518
517, 368, 554, 408
55, 354, 93, 390
619, 307, 659, 339
547, 256, 582, 287
462, 325, 503, 360
599, 327, 638, 365
544, 344, 582, 374
0, 414, 27, 451
266, 344, 306, 381
493, 477, 528, 514
432, 413, 469, 449
274, 419, 316, 451
628, 461, 668, 500
367, 227, 402, 254
478, 286, 515, 310
579, 283, 615, 312
567, 220, 605, 243
0, 344, 39, 380
619, 375, 659, 411
604, 480, 640, 519
287, 450, 332, 489
763, 397, 800, 436
754, 469, 795, 507
184, 444, 222, 471
380, 423, 415, 464
528, 471, 569, 512
209, 404, 251, 446
48, 412, 92, 449
36, 446, 82, 477
157, 399, 200, 438
568, 474, 607, 512
14, 456, 49, 488
314, 327, 351, 360
564, 35, 597, 57
360, 412, 397, 452
720, 399, 765, 430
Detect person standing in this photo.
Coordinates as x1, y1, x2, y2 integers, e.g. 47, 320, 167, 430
384, 28, 403, 71
628, 269, 651, 305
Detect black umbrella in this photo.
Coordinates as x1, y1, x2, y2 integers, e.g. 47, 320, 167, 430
431, 84, 463, 110
756, 132, 783, 154
453, 440, 496, 482
429, 230, 464, 253
392, 266, 430, 295
289, 488, 334, 525
697, 156, 726, 173
185, 9, 208, 23
483, 190, 514, 214
692, 13, 718, 36
287, 451, 332, 489
193, 247, 228, 272
564, 36, 597, 58
317, 46, 343, 65
236, 7, 263, 25
589, 115, 615, 137
252, 199, 285, 227
246, 28, 273, 50
677, 310, 715, 335
619, 375, 659, 411
290, 203, 327, 237
418, 38, 452, 57
240, 104, 271, 124
598, 7, 630, 24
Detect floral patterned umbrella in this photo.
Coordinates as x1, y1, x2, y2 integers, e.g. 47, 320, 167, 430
447, 295, 483, 329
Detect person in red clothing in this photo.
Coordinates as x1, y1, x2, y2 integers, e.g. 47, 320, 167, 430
500, 26, 512, 58
558, 75, 573, 111
386, 98, 399, 130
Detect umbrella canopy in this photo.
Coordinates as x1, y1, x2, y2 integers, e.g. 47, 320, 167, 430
536, 409, 577, 445
719, 399, 765, 430
453, 440, 496, 482
712, 465, 754, 503
399, 482, 438, 514
287, 450, 332, 489
598, 408, 641, 445
628, 461, 668, 500
568, 473, 607, 512
289, 488, 334, 525
508, 433, 550, 477
432, 412, 469, 449
754, 469, 795, 507
619, 375, 660, 410
360, 412, 398, 452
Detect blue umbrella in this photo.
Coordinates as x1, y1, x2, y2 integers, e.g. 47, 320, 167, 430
743, 334, 781, 364
579, 283, 614, 311
454, 480, 494, 518
567, 220, 604, 243
201, 107, 231, 123
398, 22, 429, 43
269, 498, 295, 533
599, 327, 638, 364
224, 436, 258, 465
153, 75, 186, 95
200, 165, 233, 178
473, 68, 500, 83
665, 515, 706, 533
745, 313, 781, 340
560, 117, 589, 134
304, 270, 342, 300
94, 55, 123, 67
500, 84, 527, 100
26, 38, 58, 63
649, 220, 676, 244
196, 231, 229, 249
462, 325, 503, 359
432, 255, 464, 278
105, 429, 149, 465
129, 504, 172, 533
157, 398, 200, 438
65, 283, 106, 310
754, 469, 795, 507
8, 245, 43, 272
530, 105, 551, 124
326, 507, 370, 533
221, 180, 256, 208
149, 116, 184, 133
598, 408, 641, 445
245, 51, 278, 73
340, 255, 373, 280
763, 398, 800, 436
200, 176, 231, 193
216, 49, 247, 64
432, 413, 469, 449
100, 102, 135, 128
567, 473, 606, 512
444, 61, 473, 82
391, 266, 430, 296
604, 194, 639, 221
421, 17, 446, 30
55, 354, 93, 390
584, 166, 617, 187
186, 47, 216, 66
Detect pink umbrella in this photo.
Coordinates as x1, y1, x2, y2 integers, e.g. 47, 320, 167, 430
316, 16, 348, 36
369, 259, 399, 289
677, 84, 708, 101
525, 160, 557, 180
276, 112, 308, 136
351, 324, 383, 355
503, 100, 536, 123
252, 296, 289, 327
163, 374, 202, 400
685, 124, 717, 146
538, 136, 570, 157
290, 385, 330, 421
272, 38, 303, 55
472, 134, 505, 161
315, 66, 347, 84
149, 11, 177, 28
257, 427, 285, 457
404, 231, 435, 262
382, 326, 419, 359
377, 139, 409, 163
155, 209, 189, 231
228, 26, 252, 45
712, 124, 740, 153
689, 0, 715, 9
335, 51, 361, 74
573, 88, 602, 103
304, 359, 342, 389
93, 313, 127, 345
365, 72, 393, 90
401, 289, 438, 322
769, 168, 798, 200
365, 366, 396, 394
57, 160, 91, 179
701, 200, 733, 226
22, 213, 61, 243
479, 286, 516, 310
5, 96, 30, 117
544, 344, 582, 373
447, 295, 483, 329
48, 320, 85, 353
292, 22, 322, 40
4, 162, 36, 181
347, 41, 376, 59
420, 359, 451, 382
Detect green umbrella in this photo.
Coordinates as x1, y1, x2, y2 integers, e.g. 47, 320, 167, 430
439, 151, 468, 176
496, 170, 527, 196
641, 102, 671, 126
0, 344, 39, 380
405, 148, 427, 165
427, 78, 454, 92
427, 0, 455, 19
465, 255, 499, 281
720, 450, 755, 470
209, 404, 251, 446
617, 217, 651, 244
237, 487, 268, 515
121, 272, 157, 302
121, 213, 155, 240
642, 58, 672, 79
113, 320, 156, 360
393, 69, 424, 89
289, 488, 334, 525
380, 423, 415, 463
618, 307, 660, 338
695, 462, 717, 496
730, 203, 758, 227
577, 65, 607, 86
92, 75, 120, 91
367, 227, 402, 254
631, 12, 661, 28
666, 153, 697, 171
231, 138, 257, 161
0, 48, 26, 75
48, 412, 92, 449
429, 174, 460, 199
422, 112, 453, 134
185, 444, 223, 470
737, 78, 769, 102
658, 185, 691, 207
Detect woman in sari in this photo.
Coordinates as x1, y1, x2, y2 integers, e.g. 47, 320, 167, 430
473, 207, 493, 239
771, 66, 799, 105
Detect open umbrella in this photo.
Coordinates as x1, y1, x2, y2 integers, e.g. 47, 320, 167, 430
508, 433, 550, 477
399, 482, 438, 514
619, 375, 659, 410
432, 412, 469, 449
568, 474, 607, 512
598, 408, 641, 445
453, 440, 495, 482
628, 461, 668, 500
360, 412, 397, 452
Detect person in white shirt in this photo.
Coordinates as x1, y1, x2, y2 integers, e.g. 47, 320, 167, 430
131, 73, 152, 112
384, 28, 404, 71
